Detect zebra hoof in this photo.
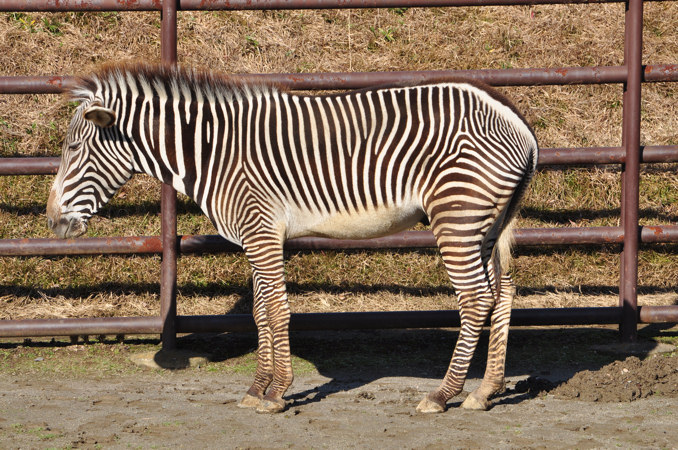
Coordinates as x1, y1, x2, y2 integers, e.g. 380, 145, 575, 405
256, 398, 286, 414
461, 392, 490, 411
415, 395, 446, 414
237, 393, 263, 409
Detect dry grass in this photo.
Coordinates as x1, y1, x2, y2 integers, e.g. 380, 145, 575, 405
0, 5, 677, 321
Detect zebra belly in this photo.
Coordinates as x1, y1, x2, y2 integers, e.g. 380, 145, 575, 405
286, 203, 426, 240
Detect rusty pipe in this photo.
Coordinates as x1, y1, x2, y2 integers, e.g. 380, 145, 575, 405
1, 146, 678, 177
1, 226, 678, 257
2, 65, 677, 95
175, 307, 625, 334
0, 305, 673, 339
0, 157, 61, 175
159, 0, 179, 350
619, 0, 644, 342
0, 0, 651, 13
638, 306, 678, 324
0, 316, 162, 337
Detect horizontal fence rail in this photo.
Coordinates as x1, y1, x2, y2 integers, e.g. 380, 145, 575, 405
0, 0, 676, 343
2, 306, 677, 339
3, 65, 678, 94
3, 144, 678, 177
2, 226, 678, 258
0, 0, 669, 13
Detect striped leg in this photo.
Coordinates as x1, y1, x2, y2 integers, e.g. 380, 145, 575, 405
239, 238, 294, 414
416, 209, 498, 414
258, 277, 294, 413
461, 272, 515, 410
237, 296, 273, 409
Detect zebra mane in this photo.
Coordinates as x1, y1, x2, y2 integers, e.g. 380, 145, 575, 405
68, 62, 279, 103
67, 62, 534, 142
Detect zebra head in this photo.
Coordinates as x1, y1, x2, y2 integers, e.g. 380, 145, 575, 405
47, 99, 133, 238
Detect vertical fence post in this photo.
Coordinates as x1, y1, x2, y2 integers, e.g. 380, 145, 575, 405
619, 0, 643, 342
160, 0, 179, 349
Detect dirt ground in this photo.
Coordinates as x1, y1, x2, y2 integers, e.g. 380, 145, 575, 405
1, 371, 677, 449
0, 327, 677, 449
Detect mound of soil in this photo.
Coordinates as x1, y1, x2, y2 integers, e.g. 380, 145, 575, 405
551, 354, 678, 402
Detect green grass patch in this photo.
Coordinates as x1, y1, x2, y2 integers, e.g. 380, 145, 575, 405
0, 337, 160, 376
0, 325, 674, 387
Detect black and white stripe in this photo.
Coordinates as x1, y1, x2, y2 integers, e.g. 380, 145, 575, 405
49, 63, 538, 414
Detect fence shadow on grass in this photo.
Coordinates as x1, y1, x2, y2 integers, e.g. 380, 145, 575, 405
0, 279, 676, 309
520, 206, 678, 225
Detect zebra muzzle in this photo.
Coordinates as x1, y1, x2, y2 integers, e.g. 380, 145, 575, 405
48, 215, 88, 239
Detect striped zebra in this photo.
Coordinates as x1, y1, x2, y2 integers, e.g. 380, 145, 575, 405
47, 63, 538, 414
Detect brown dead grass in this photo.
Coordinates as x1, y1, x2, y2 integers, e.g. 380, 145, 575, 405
0, 5, 677, 321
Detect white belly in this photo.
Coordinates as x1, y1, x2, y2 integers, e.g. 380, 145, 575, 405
286, 202, 426, 240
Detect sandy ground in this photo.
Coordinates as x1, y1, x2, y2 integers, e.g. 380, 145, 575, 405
1, 372, 676, 449
0, 329, 676, 449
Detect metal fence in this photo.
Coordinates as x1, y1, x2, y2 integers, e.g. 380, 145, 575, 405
0, 0, 677, 346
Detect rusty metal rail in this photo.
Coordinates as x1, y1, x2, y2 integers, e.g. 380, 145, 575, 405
3, 144, 678, 177
3, 64, 678, 93
1, 0, 677, 342
1, 306, 675, 338
2, 226, 678, 257
0, 0, 669, 12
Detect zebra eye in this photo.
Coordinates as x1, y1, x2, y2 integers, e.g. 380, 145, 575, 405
67, 141, 81, 151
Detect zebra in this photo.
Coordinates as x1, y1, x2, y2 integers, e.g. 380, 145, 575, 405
46, 63, 538, 414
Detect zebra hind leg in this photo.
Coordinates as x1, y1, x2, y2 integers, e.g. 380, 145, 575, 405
416, 221, 497, 413
461, 272, 515, 410
416, 286, 496, 413
461, 213, 518, 410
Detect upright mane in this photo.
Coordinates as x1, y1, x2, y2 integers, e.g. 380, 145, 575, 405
68, 62, 279, 102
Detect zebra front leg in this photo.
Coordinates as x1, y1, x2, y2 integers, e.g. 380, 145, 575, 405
257, 288, 293, 413
242, 240, 293, 414
461, 273, 515, 410
238, 297, 274, 409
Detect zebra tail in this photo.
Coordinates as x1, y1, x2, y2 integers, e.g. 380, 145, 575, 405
494, 216, 516, 277
493, 141, 539, 277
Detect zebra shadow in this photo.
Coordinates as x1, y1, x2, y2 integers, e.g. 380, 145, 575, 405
178, 323, 674, 409
175, 282, 677, 408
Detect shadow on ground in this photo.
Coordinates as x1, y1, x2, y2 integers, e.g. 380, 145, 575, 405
173, 323, 677, 408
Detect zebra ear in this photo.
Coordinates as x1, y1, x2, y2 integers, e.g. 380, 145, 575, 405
83, 103, 116, 128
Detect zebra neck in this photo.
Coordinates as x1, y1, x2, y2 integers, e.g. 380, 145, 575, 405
132, 90, 245, 227
134, 96, 225, 203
